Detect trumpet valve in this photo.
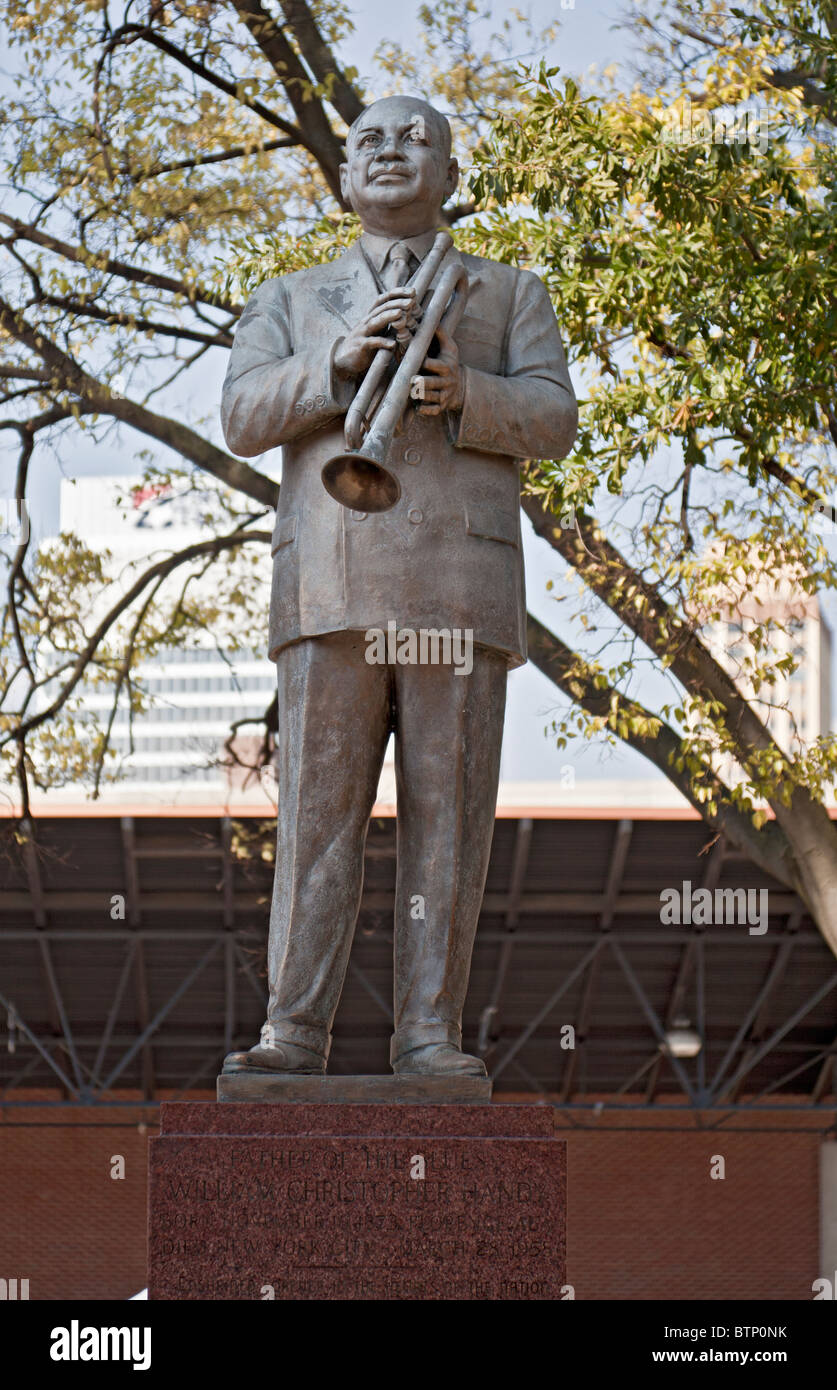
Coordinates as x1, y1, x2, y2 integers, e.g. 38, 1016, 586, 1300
394, 311, 420, 346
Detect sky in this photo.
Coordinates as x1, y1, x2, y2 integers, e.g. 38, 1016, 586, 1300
339, 0, 631, 81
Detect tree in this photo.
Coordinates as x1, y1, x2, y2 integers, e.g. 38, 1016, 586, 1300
1, 1, 837, 954
0, 0, 554, 804
467, 0, 837, 947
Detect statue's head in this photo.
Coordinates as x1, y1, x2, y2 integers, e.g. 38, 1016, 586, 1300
340, 95, 458, 235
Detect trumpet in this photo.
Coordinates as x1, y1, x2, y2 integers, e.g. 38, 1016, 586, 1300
321, 231, 468, 513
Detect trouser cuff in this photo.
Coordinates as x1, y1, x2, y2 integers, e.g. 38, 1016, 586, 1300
261, 1019, 331, 1060
390, 1021, 461, 1065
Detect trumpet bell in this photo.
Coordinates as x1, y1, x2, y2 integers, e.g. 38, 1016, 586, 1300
321, 453, 401, 513
321, 240, 468, 516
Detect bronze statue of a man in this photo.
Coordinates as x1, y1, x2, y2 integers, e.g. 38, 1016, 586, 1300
220, 95, 577, 1078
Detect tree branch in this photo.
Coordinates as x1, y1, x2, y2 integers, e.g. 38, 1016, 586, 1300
229, 0, 348, 204
103, 21, 304, 141
5, 527, 271, 745
444, 199, 477, 225
523, 494, 837, 900
761, 64, 837, 122
526, 612, 799, 889
279, 0, 365, 127
0, 295, 277, 507
7, 429, 36, 680
644, 327, 832, 510
38, 295, 234, 347
524, 495, 785, 762
670, 15, 837, 125
0, 214, 240, 315
134, 134, 297, 180
0, 366, 50, 382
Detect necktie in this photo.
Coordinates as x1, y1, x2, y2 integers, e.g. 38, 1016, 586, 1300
383, 243, 417, 347
382, 241, 414, 290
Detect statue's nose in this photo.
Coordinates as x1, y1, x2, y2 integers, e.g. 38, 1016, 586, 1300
378, 132, 402, 158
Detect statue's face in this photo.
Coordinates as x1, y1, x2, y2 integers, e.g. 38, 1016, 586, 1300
340, 97, 458, 232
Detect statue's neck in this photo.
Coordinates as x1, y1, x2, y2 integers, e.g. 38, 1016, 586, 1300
358, 215, 439, 240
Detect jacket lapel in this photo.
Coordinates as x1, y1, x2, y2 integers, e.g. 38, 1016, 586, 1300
314, 240, 482, 328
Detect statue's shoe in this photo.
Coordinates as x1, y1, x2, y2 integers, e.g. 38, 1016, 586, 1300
393, 1043, 488, 1078
221, 1041, 326, 1075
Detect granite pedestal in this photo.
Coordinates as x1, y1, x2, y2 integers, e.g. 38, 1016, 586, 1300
216, 1072, 493, 1103
148, 1101, 566, 1300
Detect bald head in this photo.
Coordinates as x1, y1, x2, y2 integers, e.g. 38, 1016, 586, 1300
347, 96, 452, 160
340, 95, 458, 237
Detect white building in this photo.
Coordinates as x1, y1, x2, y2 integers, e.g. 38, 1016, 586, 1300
54, 476, 277, 804
695, 547, 832, 757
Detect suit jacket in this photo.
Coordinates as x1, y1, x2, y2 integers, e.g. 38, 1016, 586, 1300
221, 239, 577, 667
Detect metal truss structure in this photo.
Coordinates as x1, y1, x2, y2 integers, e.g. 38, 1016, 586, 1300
1, 811, 836, 1126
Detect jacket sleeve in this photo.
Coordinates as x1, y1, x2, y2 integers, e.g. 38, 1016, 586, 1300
452, 269, 577, 461
221, 277, 354, 458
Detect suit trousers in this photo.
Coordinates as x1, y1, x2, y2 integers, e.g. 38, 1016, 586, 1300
263, 629, 508, 1064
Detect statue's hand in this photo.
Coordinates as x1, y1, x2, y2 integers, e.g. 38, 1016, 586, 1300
333, 287, 418, 378
413, 325, 464, 415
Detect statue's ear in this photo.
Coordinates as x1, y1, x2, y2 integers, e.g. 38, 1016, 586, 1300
444, 158, 459, 201
339, 163, 351, 206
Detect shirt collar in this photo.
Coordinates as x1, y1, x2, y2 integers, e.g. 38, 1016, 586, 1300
359, 227, 442, 273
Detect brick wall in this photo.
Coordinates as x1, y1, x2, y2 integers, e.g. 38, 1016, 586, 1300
0, 1091, 825, 1301
1, 1098, 153, 1301
556, 1119, 821, 1300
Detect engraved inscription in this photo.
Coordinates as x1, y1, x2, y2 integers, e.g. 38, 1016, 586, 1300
150, 1135, 565, 1301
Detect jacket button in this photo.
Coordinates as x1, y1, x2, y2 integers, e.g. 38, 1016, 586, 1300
407, 507, 423, 524
351, 509, 367, 521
